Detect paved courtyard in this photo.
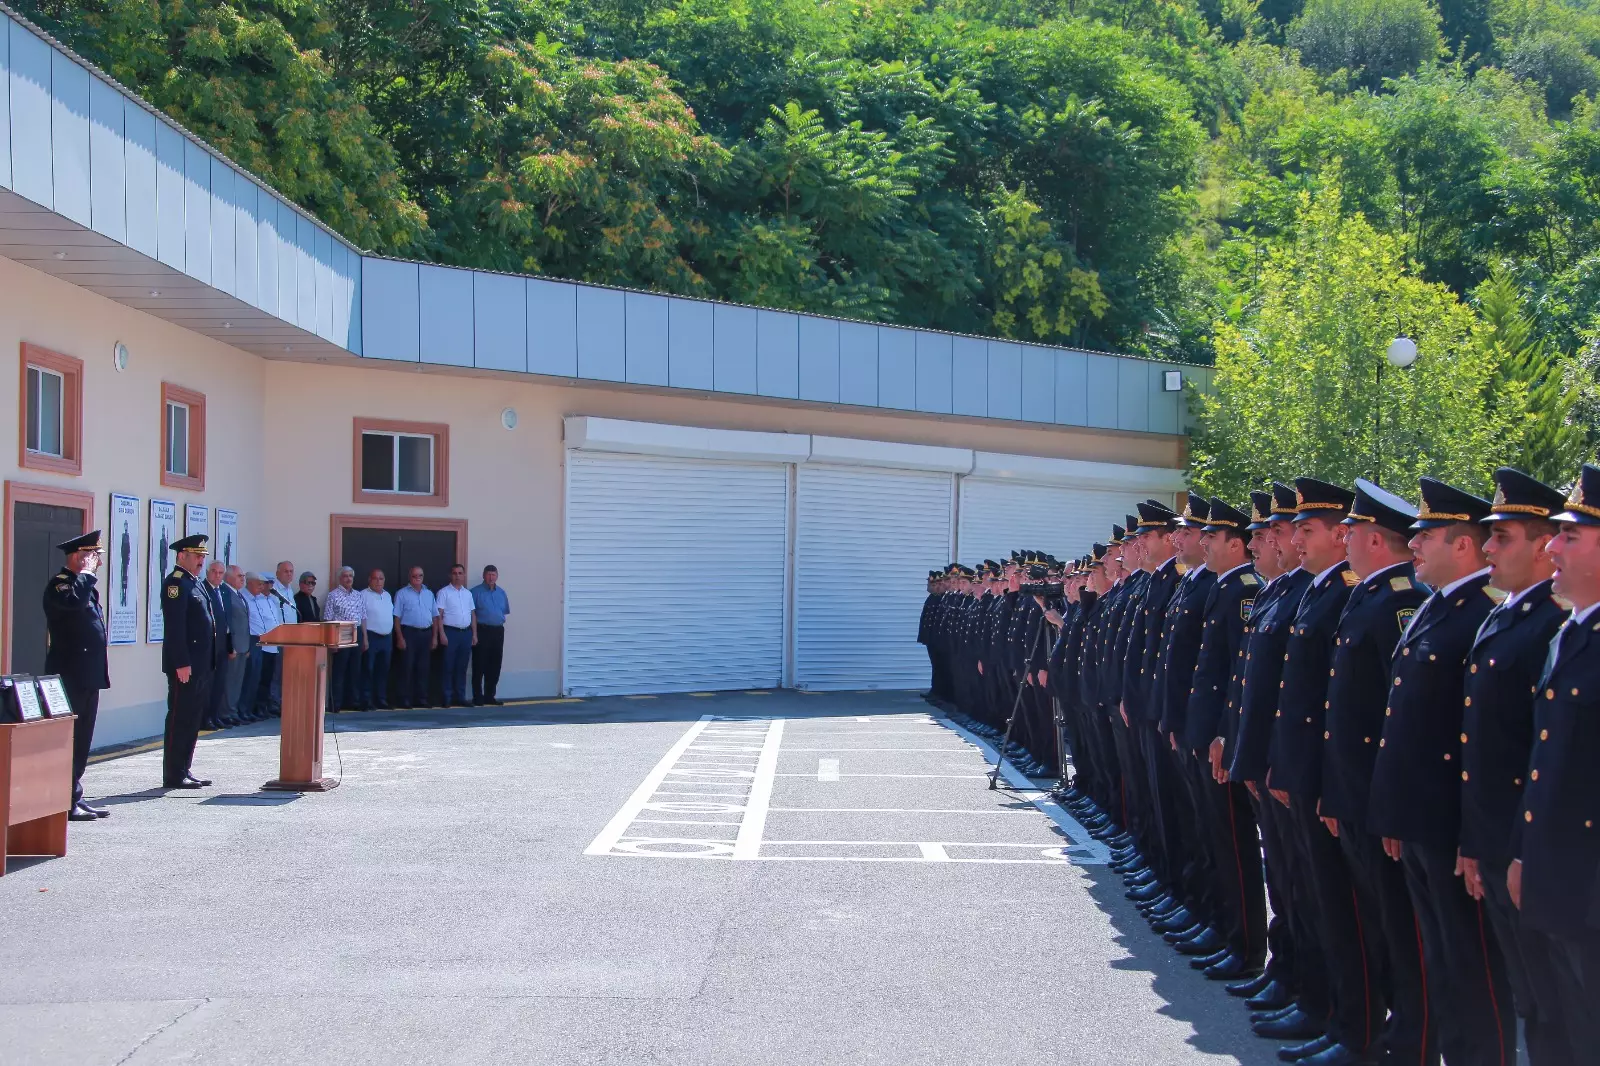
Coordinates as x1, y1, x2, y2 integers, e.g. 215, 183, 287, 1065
2, 691, 1277, 1065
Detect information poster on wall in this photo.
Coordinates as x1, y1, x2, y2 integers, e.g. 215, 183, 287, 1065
147, 499, 178, 644
106, 493, 141, 646
215, 509, 239, 571
185, 502, 209, 539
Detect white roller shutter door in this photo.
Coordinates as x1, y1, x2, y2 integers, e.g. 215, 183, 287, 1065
795, 465, 953, 690
565, 451, 787, 695
957, 478, 1149, 565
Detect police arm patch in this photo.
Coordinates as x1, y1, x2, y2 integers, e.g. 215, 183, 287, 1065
1397, 607, 1415, 628
1241, 599, 1256, 621
167, 585, 180, 599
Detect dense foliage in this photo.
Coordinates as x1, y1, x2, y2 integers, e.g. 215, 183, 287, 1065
15, 0, 1600, 487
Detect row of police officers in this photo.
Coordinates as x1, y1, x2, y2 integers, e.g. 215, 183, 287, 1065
918, 463, 1600, 1066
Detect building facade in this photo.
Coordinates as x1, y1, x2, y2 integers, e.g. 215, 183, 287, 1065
0, 5, 1202, 746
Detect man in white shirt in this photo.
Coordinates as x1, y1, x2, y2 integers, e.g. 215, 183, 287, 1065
239, 572, 282, 721
434, 564, 477, 707
393, 567, 437, 709
358, 569, 395, 710
259, 561, 299, 717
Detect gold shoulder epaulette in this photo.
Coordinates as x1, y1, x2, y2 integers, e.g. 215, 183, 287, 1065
1240, 573, 1259, 587
1341, 570, 1359, 587
1390, 576, 1413, 591
1175, 562, 1190, 576
1483, 586, 1509, 604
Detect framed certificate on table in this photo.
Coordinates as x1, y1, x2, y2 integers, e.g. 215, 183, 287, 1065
1, 677, 45, 723
35, 677, 74, 719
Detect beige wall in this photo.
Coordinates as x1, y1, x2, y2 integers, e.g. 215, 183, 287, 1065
1, 255, 266, 747
3, 252, 1186, 747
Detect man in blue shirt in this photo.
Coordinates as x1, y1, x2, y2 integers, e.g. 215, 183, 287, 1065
471, 565, 510, 705
392, 567, 437, 709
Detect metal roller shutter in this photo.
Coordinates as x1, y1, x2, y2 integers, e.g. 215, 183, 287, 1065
795, 464, 953, 690
565, 451, 787, 695
956, 478, 1148, 566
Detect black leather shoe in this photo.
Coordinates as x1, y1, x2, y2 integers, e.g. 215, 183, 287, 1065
1205, 955, 1261, 981
1256, 1009, 1322, 1041
1246, 978, 1294, 1010
1136, 894, 1175, 914
1107, 833, 1135, 849
165, 780, 203, 789
69, 804, 99, 821
1153, 909, 1195, 933
1126, 881, 1166, 902
1176, 928, 1224, 955
1297, 1044, 1371, 1066
1276, 1035, 1334, 1062
1162, 923, 1203, 944
80, 802, 109, 818
1124, 869, 1157, 888
1252, 1003, 1301, 1024
184, 774, 212, 787
1191, 948, 1233, 970
1227, 971, 1274, 998
1144, 899, 1183, 922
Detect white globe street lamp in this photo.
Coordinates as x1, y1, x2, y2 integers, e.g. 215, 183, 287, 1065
1386, 336, 1418, 368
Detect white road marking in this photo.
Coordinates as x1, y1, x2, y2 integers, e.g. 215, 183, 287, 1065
918, 843, 951, 861
816, 758, 840, 782
549, 742, 574, 748
855, 717, 872, 722
769, 807, 1036, 815
773, 773, 991, 780
584, 716, 716, 856
783, 747, 971, 753
732, 719, 785, 860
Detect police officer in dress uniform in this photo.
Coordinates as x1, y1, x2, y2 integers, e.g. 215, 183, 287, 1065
1369, 478, 1514, 1066
161, 534, 219, 790
42, 529, 111, 822
1515, 462, 1600, 1060
1458, 467, 1579, 1066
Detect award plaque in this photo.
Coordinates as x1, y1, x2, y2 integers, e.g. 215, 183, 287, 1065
35, 676, 74, 719
1, 676, 45, 722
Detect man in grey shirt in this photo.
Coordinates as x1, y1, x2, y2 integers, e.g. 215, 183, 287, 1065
221, 565, 251, 721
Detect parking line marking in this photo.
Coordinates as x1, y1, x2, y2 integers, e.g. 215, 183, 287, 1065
732, 718, 785, 860
585, 716, 715, 856
918, 843, 951, 861
816, 758, 840, 782
783, 747, 970, 753
769, 807, 1036, 815
773, 773, 990, 780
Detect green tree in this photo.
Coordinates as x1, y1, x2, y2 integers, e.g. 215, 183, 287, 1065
1287, 0, 1443, 90
1189, 180, 1525, 500
986, 185, 1109, 341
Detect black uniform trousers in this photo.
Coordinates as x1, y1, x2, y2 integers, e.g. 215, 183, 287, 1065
472, 623, 505, 702
1401, 843, 1515, 1066
1339, 823, 1436, 1064
1139, 721, 1182, 886
1198, 773, 1267, 967
64, 682, 100, 807
1479, 858, 1592, 1066
1254, 791, 1297, 985
1288, 798, 1383, 1054
1260, 794, 1331, 1018
1168, 746, 1219, 924
163, 668, 211, 786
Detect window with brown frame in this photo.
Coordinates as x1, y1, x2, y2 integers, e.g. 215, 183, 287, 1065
18, 343, 83, 476
160, 382, 206, 492
352, 418, 449, 507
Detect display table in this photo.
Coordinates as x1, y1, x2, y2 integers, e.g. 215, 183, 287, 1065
1, 716, 75, 875
261, 621, 358, 791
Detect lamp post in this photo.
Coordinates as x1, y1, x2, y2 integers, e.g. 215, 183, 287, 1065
1375, 336, 1419, 487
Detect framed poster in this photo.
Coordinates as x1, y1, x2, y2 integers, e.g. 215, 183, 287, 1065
13, 678, 44, 721
147, 499, 178, 643
215, 508, 239, 571
185, 502, 209, 539
107, 493, 141, 645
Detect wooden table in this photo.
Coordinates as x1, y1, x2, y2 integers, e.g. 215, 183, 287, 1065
1, 716, 75, 875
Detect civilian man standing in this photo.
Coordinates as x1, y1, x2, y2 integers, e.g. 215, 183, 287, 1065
393, 567, 437, 709
435, 564, 476, 707
200, 560, 235, 731
321, 566, 364, 711
42, 530, 110, 821
161, 534, 218, 790
470, 565, 509, 705
359, 569, 394, 710
221, 566, 251, 720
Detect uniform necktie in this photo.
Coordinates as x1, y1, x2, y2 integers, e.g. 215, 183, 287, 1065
1538, 618, 1572, 690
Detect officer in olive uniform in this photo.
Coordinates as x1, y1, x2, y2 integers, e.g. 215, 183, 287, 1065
42, 529, 111, 822
1370, 478, 1514, 1066
1517, 462, 1600, 1057
1458, 467, 1576, 1066
161, 533, 219, 790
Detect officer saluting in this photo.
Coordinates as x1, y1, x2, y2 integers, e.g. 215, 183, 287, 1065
42, 529, 111, 822
161, 534, 219, 790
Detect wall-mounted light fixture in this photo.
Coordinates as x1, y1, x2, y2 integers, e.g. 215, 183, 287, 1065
1163, 370, 1184, 392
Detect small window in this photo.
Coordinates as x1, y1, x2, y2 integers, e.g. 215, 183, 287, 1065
361, 431, 434, 495
352, 418, 449, 507
166, 401, 189, 477
18, 343, 83, 476
26, 365, 64, 457
160, 382, 206, 491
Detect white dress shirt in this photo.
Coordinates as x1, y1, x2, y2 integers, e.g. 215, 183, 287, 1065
359, 587, 394, 635
435, 584, 475, 628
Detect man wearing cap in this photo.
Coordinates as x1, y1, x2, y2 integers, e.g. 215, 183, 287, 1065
161, 534, 220, 789
1514, 462, 1600, 1055
1319, 480, 1432, 1066
1225, 486, 1316, 1013
42, 529, 111, 821
1458, 468, 1577, 1065
1369, 478, 1513, 1066
1258, 478, 1376, 1061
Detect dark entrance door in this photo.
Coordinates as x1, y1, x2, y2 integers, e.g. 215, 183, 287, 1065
339, 527, 459, 707
11, 501, 87, 675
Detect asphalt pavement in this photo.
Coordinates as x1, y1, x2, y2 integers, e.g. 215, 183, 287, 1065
1, 690, 1279, 1065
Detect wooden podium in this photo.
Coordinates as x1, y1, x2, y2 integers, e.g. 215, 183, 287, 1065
1, 716, 75, 875
261, 621, 358, 792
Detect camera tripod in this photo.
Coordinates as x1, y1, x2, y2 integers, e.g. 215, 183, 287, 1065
988, 610, 1053, 790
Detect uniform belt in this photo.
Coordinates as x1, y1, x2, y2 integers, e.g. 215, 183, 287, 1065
444, 624, 471, 631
